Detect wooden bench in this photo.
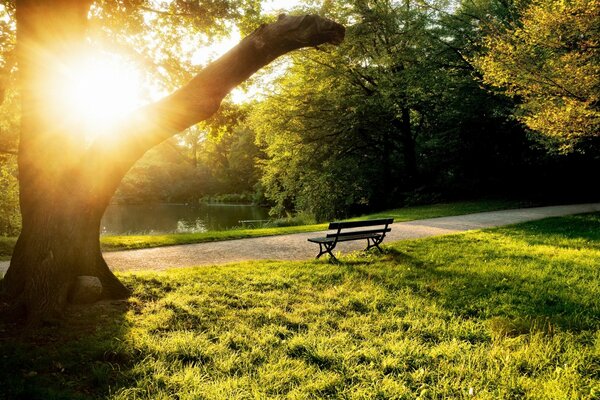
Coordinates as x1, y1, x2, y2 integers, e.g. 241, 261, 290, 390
308, 218, 393, 261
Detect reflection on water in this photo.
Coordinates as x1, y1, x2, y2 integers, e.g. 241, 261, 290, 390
101, 203, 270, 235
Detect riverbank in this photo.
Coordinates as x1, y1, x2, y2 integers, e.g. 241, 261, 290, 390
100, 199, 535, 252
1, 199, 530, 261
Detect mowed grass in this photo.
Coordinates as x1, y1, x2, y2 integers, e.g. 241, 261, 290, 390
1, 213, 598, 399
99, 223, 328, 252
99, 199, 531, 252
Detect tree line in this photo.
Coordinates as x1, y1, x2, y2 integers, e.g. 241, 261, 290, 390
120, 0, 599, 221
0, 0, 598, 235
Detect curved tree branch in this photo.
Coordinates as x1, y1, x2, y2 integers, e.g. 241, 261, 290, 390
85, 14, 345, 204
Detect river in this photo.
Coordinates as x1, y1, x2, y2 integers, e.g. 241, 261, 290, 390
100, 203, 270, 235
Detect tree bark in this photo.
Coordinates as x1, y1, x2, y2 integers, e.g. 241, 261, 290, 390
400, 106, 418, 184
393, 107, 418, 186
2, 0, 344, 324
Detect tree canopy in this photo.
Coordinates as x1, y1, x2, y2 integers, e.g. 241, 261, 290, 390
249, 0, 544, 220
474, 0, 599, 152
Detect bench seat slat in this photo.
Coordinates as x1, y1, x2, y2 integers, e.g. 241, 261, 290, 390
309, 233, 382, 244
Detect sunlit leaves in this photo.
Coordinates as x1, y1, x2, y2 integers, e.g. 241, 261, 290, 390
87, 0, 262, 92
250, 0, 501, 219
474, 0, 599, 152
0, 156, 20, 235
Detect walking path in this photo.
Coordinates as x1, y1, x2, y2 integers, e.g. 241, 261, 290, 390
1, 203, 599, 275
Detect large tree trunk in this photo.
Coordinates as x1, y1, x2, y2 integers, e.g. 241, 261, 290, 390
2, 0, 344, 324
3, 188, 129, 322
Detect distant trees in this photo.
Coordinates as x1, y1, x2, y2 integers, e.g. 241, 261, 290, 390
0, 4, 19, 235
251, 0, 435, 219
250, 0, 536, 220
115, 102, 263, 204
196, 103, 263, 197
474, 0, 599, 152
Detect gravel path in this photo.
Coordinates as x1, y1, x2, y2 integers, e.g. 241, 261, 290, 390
1, 203, 599, 275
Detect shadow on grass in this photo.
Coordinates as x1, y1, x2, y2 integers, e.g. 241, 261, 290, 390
0, 298, 132, 400
496, 213, 600, 249
355, 236, 599, 335
0, 214, 597, 398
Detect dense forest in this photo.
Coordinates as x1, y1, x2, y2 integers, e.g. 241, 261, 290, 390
0, 0, 598, 234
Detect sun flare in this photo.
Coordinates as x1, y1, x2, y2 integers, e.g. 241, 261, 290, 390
55, 54, 145, 139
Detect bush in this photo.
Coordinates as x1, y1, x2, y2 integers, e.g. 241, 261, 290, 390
200, 193, 254, 204
0, 157, 21, 236
265, 211, 317, 227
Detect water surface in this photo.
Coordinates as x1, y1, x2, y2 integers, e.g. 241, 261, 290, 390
101, 203, 270, 235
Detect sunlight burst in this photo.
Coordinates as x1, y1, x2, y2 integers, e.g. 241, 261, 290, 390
56, 54, 145, 140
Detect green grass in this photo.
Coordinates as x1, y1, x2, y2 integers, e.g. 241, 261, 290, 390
100, 199, 531, 252
99, 223, 328, 252
0, 236, 16, 261
350, 199, 536, 221
1, 212, 598, 399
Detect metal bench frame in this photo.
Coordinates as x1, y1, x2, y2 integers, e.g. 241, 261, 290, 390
308, 218, 393, 261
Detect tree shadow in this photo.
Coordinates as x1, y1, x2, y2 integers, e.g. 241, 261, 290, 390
349, 243, 599, 335
0, 289, 133, 399
495, 213, 600, 250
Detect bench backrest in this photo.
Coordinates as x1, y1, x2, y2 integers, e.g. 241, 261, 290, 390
328, 218, 393, 230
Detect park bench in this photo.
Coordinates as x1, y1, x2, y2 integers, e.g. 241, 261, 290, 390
308, 218, 393, 261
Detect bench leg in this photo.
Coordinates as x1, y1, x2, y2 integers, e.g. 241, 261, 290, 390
366, 236, 384, 253
316, 243, 338, 261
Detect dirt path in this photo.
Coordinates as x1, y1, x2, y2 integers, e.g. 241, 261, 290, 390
1, 203, 599, 275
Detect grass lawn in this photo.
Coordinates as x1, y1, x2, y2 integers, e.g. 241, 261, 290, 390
0, 212, 598, 399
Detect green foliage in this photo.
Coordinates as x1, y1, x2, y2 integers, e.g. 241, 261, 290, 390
200, 193, 255, 204
1, 213, 599, 398
264, 210, 317, 227
252, 0, 429, 219
197, 103, 264, 196
474, 0, 600, 152
0, 156, 19, 236
88, 0, 264, 91
114, 102, 264, 204
114, 139, 209, 204
251, 0, 541, 220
